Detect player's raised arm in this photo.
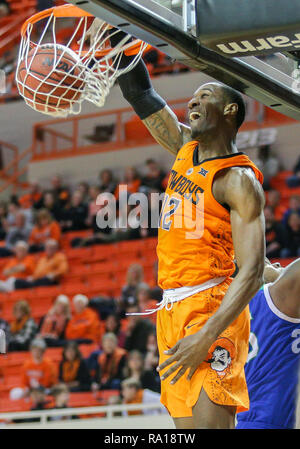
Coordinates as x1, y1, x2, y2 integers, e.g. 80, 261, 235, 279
110, 30, 191, 155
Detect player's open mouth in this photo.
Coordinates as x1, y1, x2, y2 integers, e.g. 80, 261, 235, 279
189, 112, 203, 121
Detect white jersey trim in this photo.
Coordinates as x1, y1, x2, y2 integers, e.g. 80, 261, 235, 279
264, 284, 300, 324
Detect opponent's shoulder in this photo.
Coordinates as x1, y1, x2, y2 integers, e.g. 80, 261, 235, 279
214, 166, 265, 218
270, 258, 300, 318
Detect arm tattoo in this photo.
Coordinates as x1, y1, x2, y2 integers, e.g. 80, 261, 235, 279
143, 111, 183, 154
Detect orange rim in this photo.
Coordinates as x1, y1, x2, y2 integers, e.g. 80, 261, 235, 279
21, 4, 151, 57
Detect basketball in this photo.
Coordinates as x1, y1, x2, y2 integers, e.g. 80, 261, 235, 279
17, 44, 86, 114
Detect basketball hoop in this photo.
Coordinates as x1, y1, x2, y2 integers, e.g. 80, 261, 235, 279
16, 4, 150, 117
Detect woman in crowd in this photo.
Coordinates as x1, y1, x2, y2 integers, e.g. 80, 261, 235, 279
104, 314, 126, 348
92, 333, 127, 391
0, 201, 7, 240
29, 209, 61, 252
38, 295, 71, 346
58, 341, 91, 392
114, 166, 141, 202
120, 263, 148, 307
8, 300, 38, 351
122, 349, 160, 393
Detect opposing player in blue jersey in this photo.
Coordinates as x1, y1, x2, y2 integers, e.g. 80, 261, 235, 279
236, 258, 300, 429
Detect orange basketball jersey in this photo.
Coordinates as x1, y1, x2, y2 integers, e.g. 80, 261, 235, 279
157, 141, 263, 290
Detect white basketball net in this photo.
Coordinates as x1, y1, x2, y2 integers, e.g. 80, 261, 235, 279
16, 6, 148, 117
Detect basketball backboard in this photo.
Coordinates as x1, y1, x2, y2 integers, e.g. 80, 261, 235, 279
67, 0, 300, 120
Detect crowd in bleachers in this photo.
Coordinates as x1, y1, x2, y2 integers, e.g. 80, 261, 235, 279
0, 158, 168, 418
0, 152, 300, 419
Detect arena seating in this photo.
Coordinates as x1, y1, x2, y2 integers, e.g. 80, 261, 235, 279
0, 235, 158, 412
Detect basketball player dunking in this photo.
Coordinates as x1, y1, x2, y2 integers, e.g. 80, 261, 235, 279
107, 30, 266, 429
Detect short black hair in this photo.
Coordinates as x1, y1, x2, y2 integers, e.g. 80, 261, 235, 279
221, 85, 246, 130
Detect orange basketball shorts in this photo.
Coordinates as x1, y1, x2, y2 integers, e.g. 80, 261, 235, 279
156, 278, 250, 418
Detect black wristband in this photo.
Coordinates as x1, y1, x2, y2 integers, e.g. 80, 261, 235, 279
109, 29, 166, 119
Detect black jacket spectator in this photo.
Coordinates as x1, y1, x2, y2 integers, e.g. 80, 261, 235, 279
140, 159, 166, 193
59, 191, 88, 232
264, 206, 289, 258
124, 307, 155, 355
58, 342, 91, 392
281, 212, 300, 257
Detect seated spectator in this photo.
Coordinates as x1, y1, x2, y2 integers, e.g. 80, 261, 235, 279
137, 285, 158, 325
77, 181, 90, 203
286, 156, 300, 188
0, 302, 10, 351
71, 192, 114, 247
20, 338, 57, 393
65, 294, 102, 344
99, 169, 116, 194
30, 386, 48, 411
123, 349, 160, 393
13, 386, 49, 424
0, 241, 35, 292
104, 314, 126, 348
124, 303, 155, 355
29, 209, 61, 253
50, 175, 70, 208
19, 182, 43, 210
92, 333, 127, 391
49, 384, 78, 421
120, 263, 148, 310
144, 333, 159, 372
58, 341, 91, 392
143, 333, 160, 393
140, 159, 166, 193
281, 212, 300, 257
115, 167, 141, 202
85, 204, 140, 246
264, 206, 289, 258
15, 239, 68, 289
0, 201, 7, 240
86, 185, 102, 229
42, 191, 62, 221
265, 189, 286, 221
0, 212, 32, 258
59, 190, 88, 232
51, 383, 70, 410
282, 195, 300, 226
121, 378, 162, 416
5, 200, 33, 231
0, 0, 10, 17
148, 260, 163, 302
38, 294, 71, 346
8, 300, 38, 351
252, 145, 280, 190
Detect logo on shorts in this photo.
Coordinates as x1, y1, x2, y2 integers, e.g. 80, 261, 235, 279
206, 337, 236, 379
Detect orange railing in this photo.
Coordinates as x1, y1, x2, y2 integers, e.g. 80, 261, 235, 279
1, 96, 289, 195
31, 98, 189, 161
0, 140, 28, 194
